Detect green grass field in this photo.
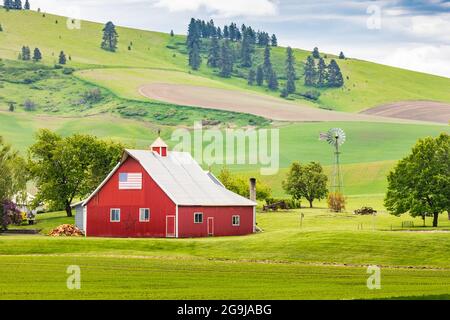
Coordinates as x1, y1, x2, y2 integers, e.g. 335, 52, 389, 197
1, 207, 449, 299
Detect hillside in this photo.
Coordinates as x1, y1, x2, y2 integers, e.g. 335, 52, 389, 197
1, 8, 450, 117
0, 8, 449, 200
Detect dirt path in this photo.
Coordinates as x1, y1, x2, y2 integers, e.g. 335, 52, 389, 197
139, 84, 433, 124
361, 101, 450, 124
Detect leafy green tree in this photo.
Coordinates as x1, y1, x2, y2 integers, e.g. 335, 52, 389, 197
218, 167, 271, 201
385, 133, 449, 227
283, 162, 328, 208
317, 58, 328, 87
0, 24, 3, 32
285, 47, 296, 94
8, 102, 15, 112
28, 130, 125, 217
58, 50, 66, 64
32, 47, 42, 62
207, 34, 220, 68
256, 65, 264, 86
219, 40, 233, 78
312, 47, 320, 59
304, 55, 316, 86
327, 59, 344, 87
263, 45, 272, 81
271, 34, 278, 47
101, 21, 119, 52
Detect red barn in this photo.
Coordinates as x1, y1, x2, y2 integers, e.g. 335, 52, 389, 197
80, 138, 256, 238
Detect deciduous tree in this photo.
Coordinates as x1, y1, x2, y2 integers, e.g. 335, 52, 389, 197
385, 133, 449, 227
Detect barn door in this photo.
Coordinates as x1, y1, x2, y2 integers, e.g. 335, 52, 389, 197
207, 217, 214, 236
166, 215, 176, 238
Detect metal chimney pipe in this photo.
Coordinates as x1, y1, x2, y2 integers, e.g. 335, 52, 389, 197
249, 178, 256, 202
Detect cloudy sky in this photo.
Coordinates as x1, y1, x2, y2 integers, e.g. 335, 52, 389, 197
30, 0, 450, 78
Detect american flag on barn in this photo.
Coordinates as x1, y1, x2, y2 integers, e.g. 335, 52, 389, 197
119, 173, 142, 190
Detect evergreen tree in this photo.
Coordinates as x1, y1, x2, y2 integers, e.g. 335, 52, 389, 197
285, 47, 296, 94
8, 102, 15, 112
189, 42, 201, 70
101, 21, 118, 52
32, 47, 42, 62
21, 46, 30, 60
216, 27, 222, 39
339, 51, 345, 59
263, 45, 273, 82
3, 0, 11, 9
219, 40, 233, 78
247, 69, 256, 85
223, 25, 229, 39
312, 47, 320, 59
304, 55, 316, 86
207, 34, 220, 68
271, 34, 278, 47
24, 0, 29, 9
187, 18, 202, 70
240, 28, 254, 68
327, 59, 344, 87
268, 70, 279, 91
317, 58, 327, 87
58, 51, 66, 65
170, 30, 174, 37
13, 0, 21, 9
186, 18, 198, 46
256, 65, 264, 86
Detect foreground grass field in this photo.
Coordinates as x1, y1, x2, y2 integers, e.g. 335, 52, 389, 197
1, 207, 449, 299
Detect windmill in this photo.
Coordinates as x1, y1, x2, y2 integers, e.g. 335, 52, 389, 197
319, 128, 346, 194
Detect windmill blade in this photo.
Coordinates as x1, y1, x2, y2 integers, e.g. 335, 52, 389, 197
319, 132, 329, 141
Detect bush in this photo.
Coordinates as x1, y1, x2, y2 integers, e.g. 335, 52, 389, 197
327, 192, 346, 212
62, 67, 75, 75
266, 198, 301, 209
299, 90, 321, 100
81, 88, 102, 104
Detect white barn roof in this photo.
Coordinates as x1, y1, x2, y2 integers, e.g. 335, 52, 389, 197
84, 149, 256, 207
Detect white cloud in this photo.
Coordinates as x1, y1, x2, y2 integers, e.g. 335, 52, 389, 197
153, 0, 278, 17
382, 45, 450, 78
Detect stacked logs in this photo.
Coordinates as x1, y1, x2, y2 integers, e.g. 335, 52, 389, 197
48, 224, 84, 237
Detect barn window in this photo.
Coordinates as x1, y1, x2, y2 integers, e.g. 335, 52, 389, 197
232, 215, 240, 226
139, 208, 150, 222
194, 212, 203, 224
110, 209, 120, 222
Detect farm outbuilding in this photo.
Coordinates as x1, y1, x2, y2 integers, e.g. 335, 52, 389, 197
78, 137, 256, 238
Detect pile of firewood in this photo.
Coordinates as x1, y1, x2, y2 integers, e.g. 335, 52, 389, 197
48, 224, 84, 237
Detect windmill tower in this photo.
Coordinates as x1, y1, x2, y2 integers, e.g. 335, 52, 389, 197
320, 128, 346, 194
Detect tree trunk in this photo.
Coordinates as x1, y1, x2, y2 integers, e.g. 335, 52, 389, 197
309, 200, 313, 208
432, 212, 439, 228
448, 212, 450, 221
65, 203, 73, 217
